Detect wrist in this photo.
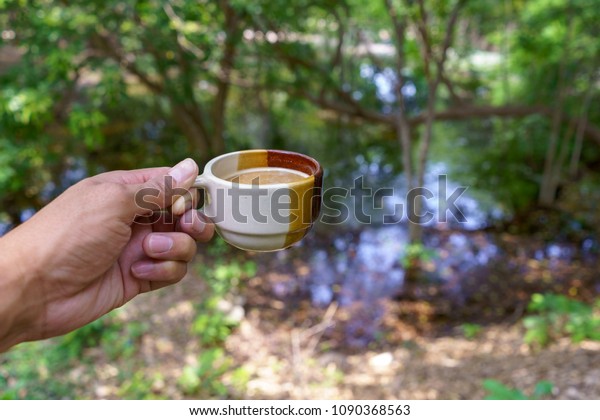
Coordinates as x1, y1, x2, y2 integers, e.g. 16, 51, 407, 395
0, 232, 43, 351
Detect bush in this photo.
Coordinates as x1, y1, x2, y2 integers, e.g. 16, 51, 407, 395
58, 313, 146, 360
461, 323, 483, 340
177, 239, 257, 397
0, 340, 77, 399
523, 293, 600, 346
483, 379, 553, 400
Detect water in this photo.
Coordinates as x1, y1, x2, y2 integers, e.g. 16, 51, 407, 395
258, 157, 600, 347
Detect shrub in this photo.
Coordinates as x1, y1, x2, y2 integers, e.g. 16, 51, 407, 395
483, 379, 553, 400
523, 293, 600, 346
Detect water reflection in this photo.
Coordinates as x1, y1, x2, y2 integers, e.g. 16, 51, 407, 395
258, 155, 599, 347
324, 157, 495, 230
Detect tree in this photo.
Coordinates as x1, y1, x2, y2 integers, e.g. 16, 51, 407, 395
246, 0, 600, 224
0, 0, 249, 221
2, 0, 599, 229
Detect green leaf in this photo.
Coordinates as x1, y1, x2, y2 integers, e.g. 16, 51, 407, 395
483, 380, 528, 400
178, 366, 201, 395
533, 381, 554, 398
461, 323, 483, 339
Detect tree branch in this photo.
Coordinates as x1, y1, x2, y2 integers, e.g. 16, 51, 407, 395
163, 2, 207, 59
329, 8, 346, 71
569, 67, 596, 177
211, 0, 242, 155
384, 0, 414, 190
414, 0, 433, 80
93, 28, 163, 95
129, 6, 213, 155
414, 0, 465, 103
294, 93, 600, 146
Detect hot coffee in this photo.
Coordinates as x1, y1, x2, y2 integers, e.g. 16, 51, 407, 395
226, 167, 307, 185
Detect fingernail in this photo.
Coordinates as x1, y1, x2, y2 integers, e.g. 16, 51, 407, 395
172, 195, 187, 215
192, 218, 207, 234
168, 158, 197, 185
148, 234, 174, 253
132, 261, 155, 277
185, 210, 206, 234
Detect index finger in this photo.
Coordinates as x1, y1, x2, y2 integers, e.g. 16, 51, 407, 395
178, 209, 215, 242
90, 167, 171, 185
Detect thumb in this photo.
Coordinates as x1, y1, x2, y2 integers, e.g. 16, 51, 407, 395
126, 158, 199, 219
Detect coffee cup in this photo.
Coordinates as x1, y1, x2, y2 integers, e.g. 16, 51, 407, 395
193, 149, 323, 252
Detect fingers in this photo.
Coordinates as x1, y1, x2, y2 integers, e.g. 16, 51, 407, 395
124, 158, 199, 218
129, 208, 215, 289
178, 209, 215, 242
142, 232, 197, 262
136, 209, 215, 242
143, 158, 198, 209
130, 230, 200, 287
91, 167, 171, 185
131, 259, 188, 283
171, 188, 199, 216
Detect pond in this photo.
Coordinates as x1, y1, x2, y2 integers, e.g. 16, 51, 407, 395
256, 154, 600, 347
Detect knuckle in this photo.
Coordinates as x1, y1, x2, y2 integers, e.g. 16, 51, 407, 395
167, 262, 187, 281
173, 234, 196, 261
185, 238, 198, 260
103, 182, 130, 201
85, 182, 130, 210
196, 222, 215, 242
145, 177, 165, 195
142, 179, 166, 204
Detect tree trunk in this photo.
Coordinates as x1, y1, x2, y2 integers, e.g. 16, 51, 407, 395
409, 0, 462, 243
210, 0, 241, 157
171, 106, 212, 160
411, 81, 440, 244
569, 70, 596, 178
539, 5, 573, 207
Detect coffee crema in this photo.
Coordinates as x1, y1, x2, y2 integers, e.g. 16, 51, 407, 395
226, 167, 307, 185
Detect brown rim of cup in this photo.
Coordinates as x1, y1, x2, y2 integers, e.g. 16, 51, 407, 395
223, 149, 323, 188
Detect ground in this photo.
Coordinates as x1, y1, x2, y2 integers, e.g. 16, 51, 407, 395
80, 260, 600, 400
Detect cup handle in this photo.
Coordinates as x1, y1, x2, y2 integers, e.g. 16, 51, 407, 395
192, 174, 207, 189
192, 174, 210, 210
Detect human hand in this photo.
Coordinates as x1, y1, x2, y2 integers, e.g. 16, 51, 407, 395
0, 159, 214, 350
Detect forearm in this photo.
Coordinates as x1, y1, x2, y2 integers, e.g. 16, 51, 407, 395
0, 232, 40, 352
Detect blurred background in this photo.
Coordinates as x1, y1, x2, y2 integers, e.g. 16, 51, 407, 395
1, 0, 600, 399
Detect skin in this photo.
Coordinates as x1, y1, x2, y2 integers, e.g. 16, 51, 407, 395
0, 158, 214, 352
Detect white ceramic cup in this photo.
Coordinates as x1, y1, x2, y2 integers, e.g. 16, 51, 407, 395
193, 149, 323, 252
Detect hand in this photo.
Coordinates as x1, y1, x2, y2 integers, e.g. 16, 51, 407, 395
0, 159, 214, 350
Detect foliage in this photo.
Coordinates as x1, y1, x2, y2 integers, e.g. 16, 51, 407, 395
483, 379, 554, 400
191, 311, 237, 347
58, 312, 146, 360
0, 0, 248, 222
400, 243, 438, 267
118, 372, 164, 400
1, 0, 598, 225
177, 238, 257, 396
461, 323, 483, 340
0, 341, 76, 399
0, 311, 146, 399
523, 293, 600, 346
178, 348, 230, 397
194, 239, 256, 345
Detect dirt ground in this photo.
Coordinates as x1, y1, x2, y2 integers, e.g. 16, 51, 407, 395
84, 265, 600, 400
227, 313, 600, 399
